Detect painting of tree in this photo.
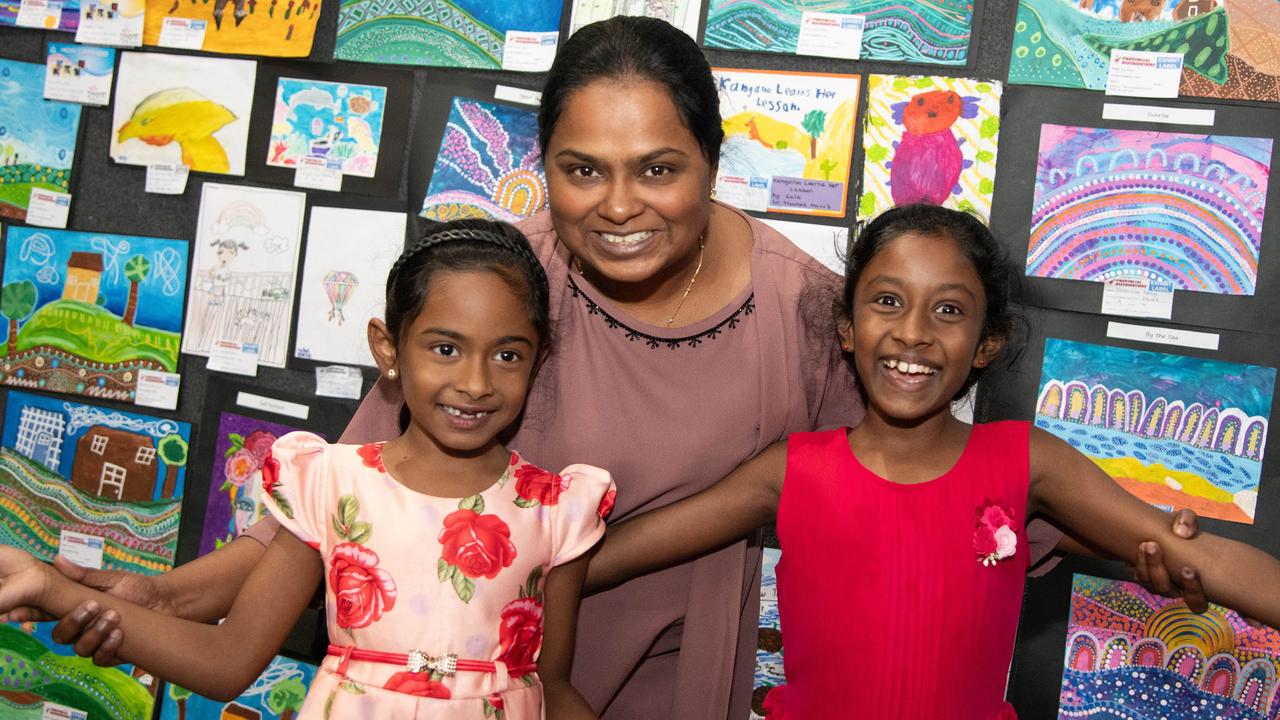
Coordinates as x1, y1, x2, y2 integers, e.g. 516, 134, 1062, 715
1, 280, 37, 355
123, 254, 151, 327
158, 434, 188, 497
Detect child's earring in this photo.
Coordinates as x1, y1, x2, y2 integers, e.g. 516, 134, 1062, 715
386, 368, 398, 380
840, 343, 850, 352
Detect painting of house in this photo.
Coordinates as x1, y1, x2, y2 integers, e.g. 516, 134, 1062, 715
13, 405, 66, 472
72, 425, 158, 502
63, 251, 103, 303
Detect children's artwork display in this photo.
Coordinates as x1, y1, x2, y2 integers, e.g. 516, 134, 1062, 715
157, 655, 318, 720
267, 77, 387, 177
705, 0, 971, 65
294, 206, 405, 366
752, 547, 785, 719
196, 411, 300, 556
1009, 0, 1280, 103
1, 621, 157, 720
1059, 573, 1280, 718
0, 390, 191, 574
182, 183, 306, 367
567, 0, 702, 38
858, 75, 1003, 221
1036, 338, 1276, 523
44, 43, 116, 107
75, 0, 145, 46
143, 0, 320, 57
333, 0, 562, 69
110, 52, 256, 176
0, 59, 81, 223
760, 218, 848, 274
1027, 125, 1272, 296
419, 96, 545, 223
1, 227, 189, 401
712, 68, 860, 218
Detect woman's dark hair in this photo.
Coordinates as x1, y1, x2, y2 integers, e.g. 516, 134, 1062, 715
539, 15, 724, 164
840, 204, 1023, 400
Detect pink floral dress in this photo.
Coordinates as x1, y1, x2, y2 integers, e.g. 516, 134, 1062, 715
260, 432, 616, 719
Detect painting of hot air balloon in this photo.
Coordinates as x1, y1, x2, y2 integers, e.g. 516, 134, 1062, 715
110, 52, 256, 176
268, 78, 387, 177
294, 206, 405, 367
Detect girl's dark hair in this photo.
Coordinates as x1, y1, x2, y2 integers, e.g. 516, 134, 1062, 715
539, 15, 724, 164
840, 204, 1024, 400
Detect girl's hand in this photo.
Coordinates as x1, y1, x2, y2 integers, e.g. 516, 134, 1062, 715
0, 547, 56, 618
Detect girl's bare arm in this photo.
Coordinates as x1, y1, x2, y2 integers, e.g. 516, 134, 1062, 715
539, 554, 596, 719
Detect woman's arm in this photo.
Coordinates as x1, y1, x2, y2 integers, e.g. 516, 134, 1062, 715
539, 555, 596, 720
0, 531, 320, 701
1030, 427, 1280, 627
584, 441, 786, 594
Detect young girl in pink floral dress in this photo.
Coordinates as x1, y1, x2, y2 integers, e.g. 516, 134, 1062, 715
586, 204, 1280, 719
0, 220, 615, 719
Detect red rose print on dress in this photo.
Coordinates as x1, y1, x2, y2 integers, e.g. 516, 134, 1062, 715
597, 488, 617, 519
259, 453, 294, 519
974, 499, 1018, 567
513, 464, 571, 508
357, 442, 385, 472
438, 495, 517, 602
497, 597, 544, 668
329, 542, 397, 628
484, 692, 506, 718
383, 670, 452, 698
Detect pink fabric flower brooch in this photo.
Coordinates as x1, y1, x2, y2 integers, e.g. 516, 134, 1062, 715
974, 500, 1017, 567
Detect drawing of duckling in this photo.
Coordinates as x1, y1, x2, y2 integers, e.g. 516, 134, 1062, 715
887, 89, 978, 206
116, 88, 237, 173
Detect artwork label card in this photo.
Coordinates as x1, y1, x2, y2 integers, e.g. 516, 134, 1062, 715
1100, 103, 1216, 126
145, 163, 190, 194
17, 0, 62, 29
1100, 277, 1174, 319
25, 188, 72, 228
135, 368, 181, 409
315, 364, 363, 399
796, 12, 864, 60
156, 15, 206, 49
207, 338, 260, 376
1105, 321, 1220, 350
58, 529, 105, 568
74, 0, 144, 46
501, 30, 558, 72
1105, 49, 1184, 98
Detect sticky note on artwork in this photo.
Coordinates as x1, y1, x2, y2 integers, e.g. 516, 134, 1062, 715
769, 177, 845, 215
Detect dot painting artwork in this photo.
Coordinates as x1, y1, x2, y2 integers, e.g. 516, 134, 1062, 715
1027, 124, 1272, 296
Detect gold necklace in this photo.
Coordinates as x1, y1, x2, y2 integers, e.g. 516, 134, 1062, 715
664, 237, 705, 328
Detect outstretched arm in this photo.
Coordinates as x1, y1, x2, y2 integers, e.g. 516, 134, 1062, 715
1030, 427, 1280, 628
585, 441, 786, 594
0, 530, 320, 701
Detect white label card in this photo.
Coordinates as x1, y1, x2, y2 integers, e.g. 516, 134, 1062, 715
58, 530, 104, 570
156, 16, 207, 50
1100, 277, 1174, 320
1102, 102, 1215, 126
17, 0, 61, 28
315, 365, 364, 399
1106, 321, 1220, 351
237, 391, 311, 420
796, 11, 864, 60
135, 368, 181, 410
207, 339, 260, 376
714, 174, 770, 212
293, 156, 343, 192
1106, 50, 1184, 98
42, 703, 88, 720
145, 163, 189, 194
75, 2, 144, 46
26, 189, 72, 228
502, 31, 558, 72
44, 46, 115, 106
494, 84, 542, 107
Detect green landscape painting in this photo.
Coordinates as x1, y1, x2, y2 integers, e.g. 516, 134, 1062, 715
0, 59, 80, 222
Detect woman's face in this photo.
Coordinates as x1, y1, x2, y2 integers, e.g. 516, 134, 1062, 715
544, 78, 714, 287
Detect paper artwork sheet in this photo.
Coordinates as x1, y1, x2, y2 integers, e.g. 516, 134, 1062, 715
156, 654, 319, 719
1027, 125, 1272, 296
1009, 0, 1280, 103
0, 0, 81, 31
1036, 338, 1276, 523
567, 0, 702, 38
268, 77, 387, 177
1059, 573, 1280, 719
858, 75, 1003, 221
182, 182, 306, 367
0, 59, 81, 223
334, 0, 562, 69
1, 227, 189, 402
751, 547, 785, 718
294, 206, 405, 366
419, 97, 545, 223
143, 0, 320, 56
713, 68, 860, 218
75, 0, 145, 44
760, 218, 848, 274
705, 0, 971, 64
0, 389, 192, 574
110, 52, 256, 176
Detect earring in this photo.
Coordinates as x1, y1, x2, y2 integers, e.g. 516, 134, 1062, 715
386, 368, 398, 380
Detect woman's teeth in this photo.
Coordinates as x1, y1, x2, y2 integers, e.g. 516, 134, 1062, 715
600, 231, 654, 245
442, 406, 489, 419
882, 359, 937, 376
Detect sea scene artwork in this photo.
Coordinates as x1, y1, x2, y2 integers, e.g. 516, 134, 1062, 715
1059, 573, 1280, 719
268, 77, 387, 177
1036, 338, 1275, 523
1027, 125, 1271, 295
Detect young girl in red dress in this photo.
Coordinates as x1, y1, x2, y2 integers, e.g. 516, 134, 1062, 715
0, 220, 614, 719
587, 203, 1280, 719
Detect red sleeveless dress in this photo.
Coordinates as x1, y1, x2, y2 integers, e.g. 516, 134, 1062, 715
771, 422, 1030, 719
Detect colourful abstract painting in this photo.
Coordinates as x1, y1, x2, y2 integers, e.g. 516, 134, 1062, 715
1059, 573, 1280, 719
1, 621, 157, 720
1009, 0, 1280, 103
1, 227, 189, 402
268, 78, 387, 177
713, 68, 860, 218
334, 0, 562, 69
705, 0, 971, 64
110, 52, 257, 176
197, 412, 300, 556
420, 97, 546, 223
858, 75, 1002, 221
143, 0, 320, 56
295, 206, 404, 366
568, 0, 702, 37
157, 655, 317, 720
751, 547, 785, 719
0, 59, 81, 223
0, 390, 191, 574
1036, 338, 1276, 523
0, 0, 80, 32
183, 183, 306, 368
1027, 126, 1271, 295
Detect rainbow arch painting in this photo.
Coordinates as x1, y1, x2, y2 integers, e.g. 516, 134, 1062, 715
1027, 125, 1272, 296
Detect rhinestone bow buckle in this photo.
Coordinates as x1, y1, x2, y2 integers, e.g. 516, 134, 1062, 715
406, 650, 458, 676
